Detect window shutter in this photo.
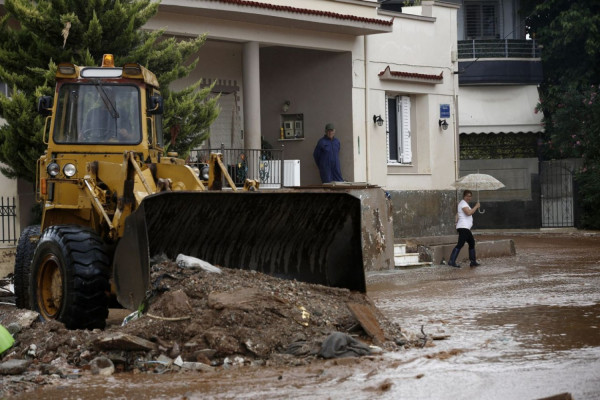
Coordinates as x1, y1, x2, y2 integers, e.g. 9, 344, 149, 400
400, 96, 412, 164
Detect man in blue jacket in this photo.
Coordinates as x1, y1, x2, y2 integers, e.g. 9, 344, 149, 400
313, 123, 343, 183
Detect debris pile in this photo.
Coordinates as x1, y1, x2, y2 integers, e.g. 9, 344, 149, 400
0, 257, 414, 397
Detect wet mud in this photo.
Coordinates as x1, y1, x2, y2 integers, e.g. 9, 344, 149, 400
7, 232, 600, 399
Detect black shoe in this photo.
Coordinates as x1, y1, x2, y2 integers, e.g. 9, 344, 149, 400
470, 261, 480, 267
449, 263, 461, 268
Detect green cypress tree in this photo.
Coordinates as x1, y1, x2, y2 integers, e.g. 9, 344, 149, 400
0, 0, 219, 182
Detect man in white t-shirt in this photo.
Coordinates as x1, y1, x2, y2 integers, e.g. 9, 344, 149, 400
448, 190, 481, 268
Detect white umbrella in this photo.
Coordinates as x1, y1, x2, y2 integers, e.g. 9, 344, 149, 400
452, 173, 504, 213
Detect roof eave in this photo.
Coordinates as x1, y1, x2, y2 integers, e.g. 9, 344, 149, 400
158, 1, 393, 36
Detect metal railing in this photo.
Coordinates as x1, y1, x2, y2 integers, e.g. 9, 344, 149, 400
1, 197, 17, 245
458, 39, 541, 59
188, 145, 285, 188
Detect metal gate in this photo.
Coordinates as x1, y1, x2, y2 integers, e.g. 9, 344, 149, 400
1, 196, 17, 244
540, 160, 576, 228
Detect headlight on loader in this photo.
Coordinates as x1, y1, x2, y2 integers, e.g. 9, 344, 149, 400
201, 165, 210, 181
47, 162, 60, 177
63, 163, 77, 178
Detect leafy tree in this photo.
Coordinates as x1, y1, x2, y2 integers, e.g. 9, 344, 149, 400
0, 0, 219, 182
522, 0, 600, 228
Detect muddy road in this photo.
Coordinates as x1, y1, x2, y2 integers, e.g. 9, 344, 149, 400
6, 232, 600, 399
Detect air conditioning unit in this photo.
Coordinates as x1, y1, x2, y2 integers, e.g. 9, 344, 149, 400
257, 159, 301, 189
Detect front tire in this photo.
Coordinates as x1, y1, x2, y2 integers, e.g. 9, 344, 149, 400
29, 225, 110, 329
14, 225, 41, 309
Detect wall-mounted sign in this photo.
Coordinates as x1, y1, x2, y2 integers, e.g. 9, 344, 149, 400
440, 104, 450, 118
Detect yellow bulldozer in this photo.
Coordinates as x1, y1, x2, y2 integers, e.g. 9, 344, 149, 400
13, 54, 393, 329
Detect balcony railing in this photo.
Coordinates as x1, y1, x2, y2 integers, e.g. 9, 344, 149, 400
188, 145, 285, 188
458, 39, 541, 59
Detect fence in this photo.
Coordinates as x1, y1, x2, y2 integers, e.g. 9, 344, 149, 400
458, 39, 541, 59
1, 197, 17, 245
188, 145, 287, 188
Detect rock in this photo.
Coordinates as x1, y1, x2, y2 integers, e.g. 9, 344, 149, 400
243, 339, 270, 357
90, 356, 115, 376
156, 354, 173, 366
204, 328, 243, 355
27, 344, 37, 357
15, 310, 39, 330
173, 356, 183, 367
181, 361, 213, 372
6, 322, 21, 335
0, 359, 30, 375
168, 342, 181, 359
154, 290, 193, 318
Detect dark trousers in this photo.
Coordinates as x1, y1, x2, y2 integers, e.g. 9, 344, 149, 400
456, 228, 475, 250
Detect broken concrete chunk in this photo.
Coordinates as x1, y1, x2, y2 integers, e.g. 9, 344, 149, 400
94, 333, 156, 352
181, 361, 213, 372
0, 359, 30, 375
90, 356, 115, 376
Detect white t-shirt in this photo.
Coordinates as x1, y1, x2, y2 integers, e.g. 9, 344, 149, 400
456, 199, 473, 230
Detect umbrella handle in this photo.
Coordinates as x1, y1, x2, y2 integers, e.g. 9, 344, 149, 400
478, 208, 485, 214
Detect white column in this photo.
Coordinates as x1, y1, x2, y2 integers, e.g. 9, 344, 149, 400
242, 41, 261, 151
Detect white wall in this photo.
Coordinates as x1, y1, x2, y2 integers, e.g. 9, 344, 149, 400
364, 2, 460, 190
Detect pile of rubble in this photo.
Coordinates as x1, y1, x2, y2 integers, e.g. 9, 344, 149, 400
0, 257, 417, 397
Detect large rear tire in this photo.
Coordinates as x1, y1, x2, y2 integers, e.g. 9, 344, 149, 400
29, 225, 110, 329
14, 225, 41, 309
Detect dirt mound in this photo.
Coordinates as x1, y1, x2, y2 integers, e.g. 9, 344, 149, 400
1, 259, 409, 397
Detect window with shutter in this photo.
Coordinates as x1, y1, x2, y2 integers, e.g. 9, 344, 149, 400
399, 96, 412, 163
386, 95, 412, 165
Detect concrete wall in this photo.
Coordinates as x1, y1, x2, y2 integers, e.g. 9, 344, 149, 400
390, 190, 457, 239
460, 158, 541, 229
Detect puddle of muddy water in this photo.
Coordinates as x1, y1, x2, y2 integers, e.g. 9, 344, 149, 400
476, 303, 600, 351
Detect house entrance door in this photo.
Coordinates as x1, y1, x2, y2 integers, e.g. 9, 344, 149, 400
540, 160, 575, 228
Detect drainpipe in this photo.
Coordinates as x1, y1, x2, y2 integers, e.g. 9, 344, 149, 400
364, 35, 370, 183
453, 93, 460, 182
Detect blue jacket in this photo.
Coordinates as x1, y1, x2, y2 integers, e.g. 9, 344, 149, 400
313, 135, 343, 183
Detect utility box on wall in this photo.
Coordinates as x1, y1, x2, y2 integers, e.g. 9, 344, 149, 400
280, 114, 304, 139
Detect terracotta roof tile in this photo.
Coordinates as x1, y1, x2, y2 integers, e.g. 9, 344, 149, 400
378, 66, 443, 81
211, 0, 393, 26
378, 65, 444, 83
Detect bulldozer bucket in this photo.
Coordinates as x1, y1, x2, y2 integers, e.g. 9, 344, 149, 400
114, 187, 393, 311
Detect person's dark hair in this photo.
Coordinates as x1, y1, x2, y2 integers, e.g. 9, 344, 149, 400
463, 190, 473, 198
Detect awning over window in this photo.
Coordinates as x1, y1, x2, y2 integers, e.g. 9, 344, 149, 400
459, 85, 543, 134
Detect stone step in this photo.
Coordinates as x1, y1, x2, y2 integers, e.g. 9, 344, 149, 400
393, 244, 432, 267
400, 236, 516, 265
394, 243, 406, 256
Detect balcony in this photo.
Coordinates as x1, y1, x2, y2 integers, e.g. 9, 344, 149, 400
458, 39, 541, 59
457, 39, 543, 85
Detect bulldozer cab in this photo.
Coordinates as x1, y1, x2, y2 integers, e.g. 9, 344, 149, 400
40, 55, 164, 159
53, 84, 142, 144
